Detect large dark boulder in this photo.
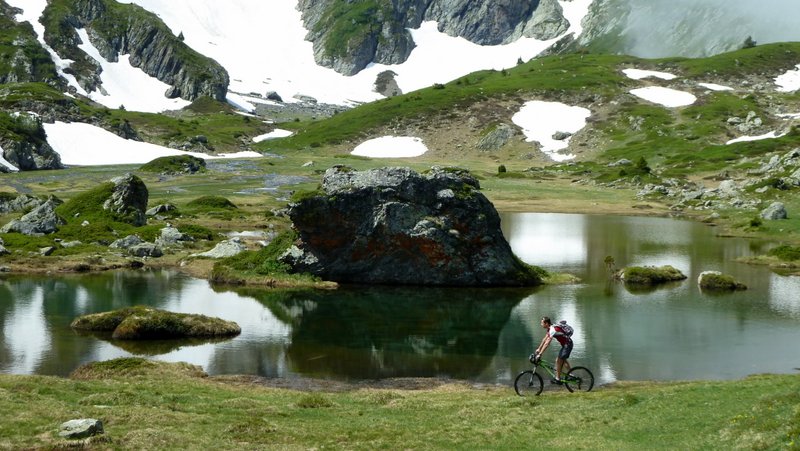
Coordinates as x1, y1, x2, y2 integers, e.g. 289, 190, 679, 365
280, 166, 542, 286
104, 173, 149, 226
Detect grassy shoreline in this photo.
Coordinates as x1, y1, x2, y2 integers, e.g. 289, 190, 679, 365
0, 360, 797, 449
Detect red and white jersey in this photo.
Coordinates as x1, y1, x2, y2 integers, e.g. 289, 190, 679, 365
549, 325, 572, 346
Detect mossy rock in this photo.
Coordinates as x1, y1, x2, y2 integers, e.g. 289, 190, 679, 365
70, 357, 207, 380
139, 155, 206, 175
70, 306, 241, 340
617, 265, 687, 285
697, 271, 747, 291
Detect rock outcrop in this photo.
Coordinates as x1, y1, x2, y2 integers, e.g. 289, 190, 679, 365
0, 197, 65, 236
280, 166, 542, 286
104, 173, 149, 226
41, 0, 228, 101
297, 0, 570, 75
0, 113, 64, 171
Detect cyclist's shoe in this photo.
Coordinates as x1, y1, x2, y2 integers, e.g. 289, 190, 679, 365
550, 378, 562, 385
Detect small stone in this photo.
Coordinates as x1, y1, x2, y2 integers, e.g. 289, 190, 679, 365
59, 419, 103, 439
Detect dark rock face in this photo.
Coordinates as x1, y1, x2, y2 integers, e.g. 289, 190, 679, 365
298, 0, 568, 75
0, 4, 60, 85
104, 173, 149, 226
42, 0, 229, 101
281, 166, 541, 286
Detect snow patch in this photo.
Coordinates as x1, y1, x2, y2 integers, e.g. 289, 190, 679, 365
698, 82, 733, 91
511, 101, 591, 162
75, 29, 189, 113
43, 122, 261, 166
777, 112, 800, 119
726, 131, 786, 145
253, 129, 293, 142
630, 87, 697, 107
622, 68, 677, 80
351, 136, 428, 158
0, 144, 20, 172
775, 64, 800, 92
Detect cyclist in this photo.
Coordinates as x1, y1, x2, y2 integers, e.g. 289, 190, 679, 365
533, 316, 572, 384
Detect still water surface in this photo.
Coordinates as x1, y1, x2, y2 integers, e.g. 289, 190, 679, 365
2, 213, 799, 384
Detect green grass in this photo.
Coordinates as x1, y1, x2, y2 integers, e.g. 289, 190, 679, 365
768, 245, 800, 261
0, 365, 797, 449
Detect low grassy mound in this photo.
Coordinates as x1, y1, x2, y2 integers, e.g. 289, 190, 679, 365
139, 155, 206, 175
70, 306, 241, 340
767, 245, 800, 262
697, 271, 747, 291
617, 265, 687, 285
69, 357, 207, 380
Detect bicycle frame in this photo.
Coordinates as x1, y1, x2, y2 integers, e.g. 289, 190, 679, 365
531, 358, 567, 379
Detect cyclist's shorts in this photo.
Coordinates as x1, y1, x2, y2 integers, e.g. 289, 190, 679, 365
559, 342, 573, 359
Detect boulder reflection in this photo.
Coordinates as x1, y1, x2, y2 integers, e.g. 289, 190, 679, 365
238, 286, 532, 379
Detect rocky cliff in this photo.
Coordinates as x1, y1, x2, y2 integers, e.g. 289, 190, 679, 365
0, 112, 63, 171
40, 0, 228, 101
280, 166, 543, 286
0, 2, 59, 85
297, 0, 569, 75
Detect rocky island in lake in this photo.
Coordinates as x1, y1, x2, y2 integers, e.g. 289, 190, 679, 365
280, 166, 544, 286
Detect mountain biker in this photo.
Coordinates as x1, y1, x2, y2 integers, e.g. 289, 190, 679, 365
533, 316, 572, 384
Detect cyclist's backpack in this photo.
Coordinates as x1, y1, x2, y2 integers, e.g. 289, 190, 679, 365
557, 320, 574, 337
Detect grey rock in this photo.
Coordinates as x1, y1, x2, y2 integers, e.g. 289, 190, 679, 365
716, 180, 739, 198
511, 0, 570, 41
0, 194, 44, 214
109, 235, 144, 249
761, 202, 788, 220
128, 243, 163, 258
551, 131, 572, 141
0, 245, 9, 256
60, 240, 83, 248
0, 198, 64, 235
104, 173, 149, 226
191, 238, 247, 259
476, 124, 515, 151
374, 70, 402, 97
608, 159, 633, 167
280, 165, 542, 286
156, 226, 193, 246
40, 246, 56, 256
266, 91, 283, 102
0, 114, 64, 172
59, 419, 103, 439
146, 204, 177, 216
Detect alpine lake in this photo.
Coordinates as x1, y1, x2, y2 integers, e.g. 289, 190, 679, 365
2, 213, 799, 386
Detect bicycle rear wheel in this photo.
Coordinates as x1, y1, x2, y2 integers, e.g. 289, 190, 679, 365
514, 370, 543, 396
563, 366, 594, 392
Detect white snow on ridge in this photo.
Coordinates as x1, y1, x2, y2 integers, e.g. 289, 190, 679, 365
511, 101, 591, 162
118, 0, 592, 106
351, 136, 428, 158
630, 87, 697, 108
622, 68, 677, 80
44, 122, 261, 166
726, 131, 786, 145
775, 64, 800, 92
777, 112, 800, 119
698, 82, 733, 91
75, 29, 190, 113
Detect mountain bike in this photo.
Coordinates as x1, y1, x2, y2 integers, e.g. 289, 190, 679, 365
514, 354, 594, 396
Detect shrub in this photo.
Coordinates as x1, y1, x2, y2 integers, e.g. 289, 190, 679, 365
497, 165, 507, 174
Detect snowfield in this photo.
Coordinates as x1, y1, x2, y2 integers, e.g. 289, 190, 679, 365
511, 101, 591, 162
630, 87, 697, 107
43, 122, 262, 166
775, 64, 800, 92
622, 69, 677, 80
351, 136, 428, 158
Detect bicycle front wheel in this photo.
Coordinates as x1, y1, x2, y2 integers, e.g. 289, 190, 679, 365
564, 366, 594, 392
514, 370, 544, 396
